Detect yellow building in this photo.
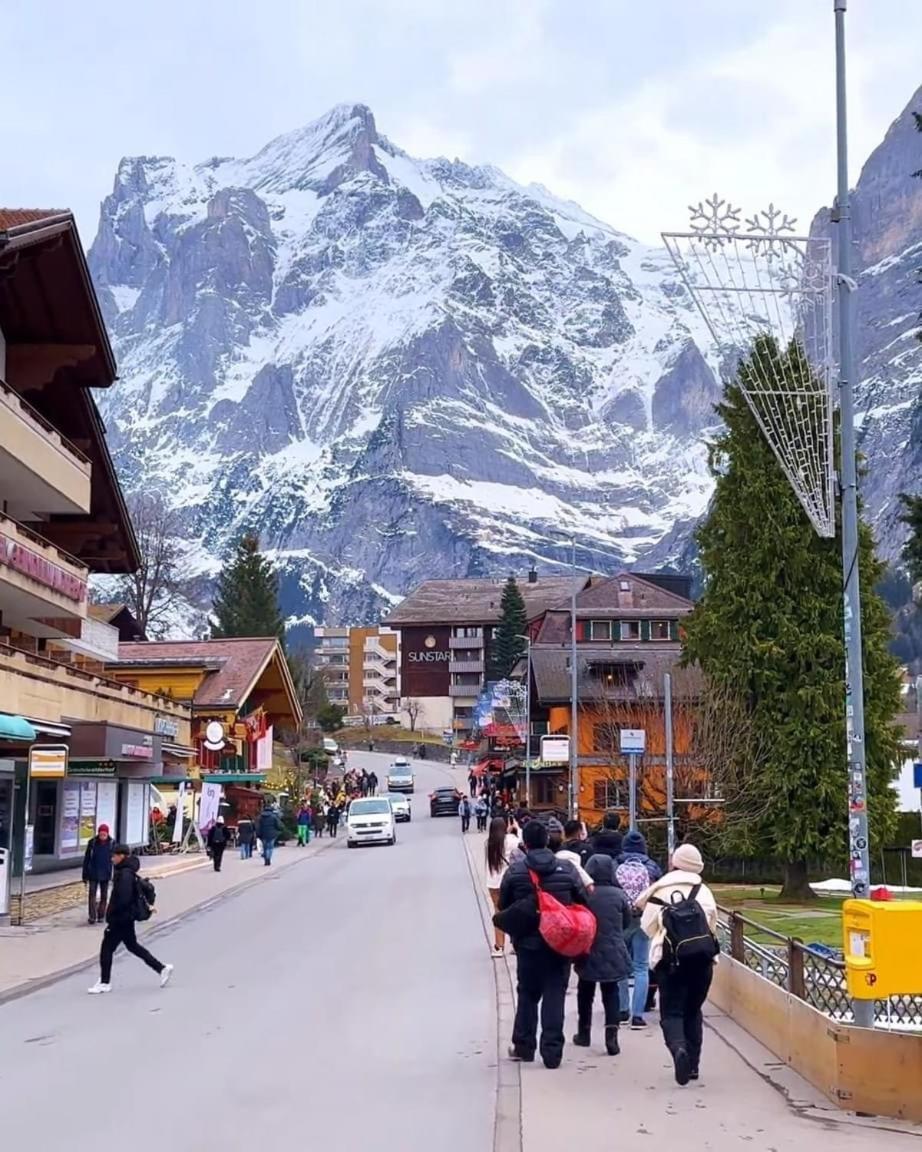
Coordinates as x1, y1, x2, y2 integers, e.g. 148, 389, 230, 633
0, 208, 192, 889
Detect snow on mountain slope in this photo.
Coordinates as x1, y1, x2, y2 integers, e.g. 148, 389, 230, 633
88, 103, 723, 628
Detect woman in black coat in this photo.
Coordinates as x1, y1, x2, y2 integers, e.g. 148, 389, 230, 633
573, 854, 632, 1054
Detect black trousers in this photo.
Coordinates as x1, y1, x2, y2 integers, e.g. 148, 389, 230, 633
461, 814, 471, 832
657, 960, 713, 1070
512, 946, 572, 1066
87, 880, 109, 922
576, 978, 620, 1031
211, 845, 225, 872
99, 921, 164, 984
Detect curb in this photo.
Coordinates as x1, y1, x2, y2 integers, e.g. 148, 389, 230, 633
460, 829, 523, 1152
0, 836, 339, 1007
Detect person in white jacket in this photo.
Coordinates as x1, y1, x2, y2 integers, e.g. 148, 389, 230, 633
635, 843, 718, 1085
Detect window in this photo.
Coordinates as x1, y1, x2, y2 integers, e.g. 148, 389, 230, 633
454, 626, 482, 639
650, 620, 671, 641
587, 662, 636, 689
533, 775, 561, 806
620, 621, 641, 641
592, 779, 624, 810
589, 619, 612, 641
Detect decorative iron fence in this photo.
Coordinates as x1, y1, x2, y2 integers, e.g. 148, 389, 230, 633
717, 907, 922, 1029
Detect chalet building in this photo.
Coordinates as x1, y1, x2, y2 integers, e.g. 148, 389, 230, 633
526, 572, 698, 821
0, 209, 190, 889
385, 570, 587, 735
108, 638, 302, 783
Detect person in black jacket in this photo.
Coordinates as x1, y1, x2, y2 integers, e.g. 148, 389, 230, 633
237, 817, 256, 860
82, 823, 114, 924
573, 854, 632, 1054
498, 819, 587, 1069
590, 811, 623, 860
562, 819, 592, 867
206, 817, 229, 872
88, 845, 172, 994
257, 805, 282, 865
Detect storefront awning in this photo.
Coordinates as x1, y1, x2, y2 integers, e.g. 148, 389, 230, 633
201, 773, 267, 784
162, 743, 196, 758
0, 714, 37, 742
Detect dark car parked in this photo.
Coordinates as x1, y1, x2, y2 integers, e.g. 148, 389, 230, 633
429, 787, 462, 817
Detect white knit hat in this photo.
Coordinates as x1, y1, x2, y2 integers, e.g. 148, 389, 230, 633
672, 842, 704, 874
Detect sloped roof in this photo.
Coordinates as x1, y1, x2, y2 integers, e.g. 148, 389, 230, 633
531, 644, 697, 703
114, 638, 289, 710
567, 572, 694, 616
0, 208, 67, 229
385, 575, 589, 626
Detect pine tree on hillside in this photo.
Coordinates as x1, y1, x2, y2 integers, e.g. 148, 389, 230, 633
488, 576, 528, 681
682, 337, 902, 899
899, 493, 922, 585
211, 534, 285, 644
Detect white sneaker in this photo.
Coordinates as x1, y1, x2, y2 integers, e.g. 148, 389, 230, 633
159, 964, 174, 988
87, 981, 111, 995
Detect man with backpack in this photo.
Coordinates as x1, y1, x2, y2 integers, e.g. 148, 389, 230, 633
496, 820, 589, 1069
88, 844, 173, 994
636, 842, 718, 1085
206, 816, 229, 871
615, 830, 662, 1027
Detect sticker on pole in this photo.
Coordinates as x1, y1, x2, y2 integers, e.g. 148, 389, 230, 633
911, 840, 922, 860
619, 729, 646, 755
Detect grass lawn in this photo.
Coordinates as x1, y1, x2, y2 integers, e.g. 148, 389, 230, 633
712, 884, 846, 948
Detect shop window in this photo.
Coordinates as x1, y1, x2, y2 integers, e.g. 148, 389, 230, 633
620, 621, 641, 641
533, 775, 561, 806
592, 779, 624, 810
650, 620, 671, 641
589, 619, 612, 641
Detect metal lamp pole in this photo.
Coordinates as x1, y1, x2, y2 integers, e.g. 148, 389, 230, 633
569, 539, 579, 818
834, 0, 873, 1030
664, 671, 676, 860
515, 632, 533, 808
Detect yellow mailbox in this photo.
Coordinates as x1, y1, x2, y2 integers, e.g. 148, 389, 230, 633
843, 898, 922, 999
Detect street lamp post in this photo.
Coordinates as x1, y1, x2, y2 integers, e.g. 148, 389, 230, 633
515, 633, 533, 808
569, 538, 579, 819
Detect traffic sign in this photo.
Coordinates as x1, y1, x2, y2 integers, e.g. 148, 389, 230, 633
619, 728, 646, 754
911, 840, 922, 860
913, 762, 922, 790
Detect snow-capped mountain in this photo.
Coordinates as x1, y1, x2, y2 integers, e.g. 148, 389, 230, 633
87, 99, 919, 629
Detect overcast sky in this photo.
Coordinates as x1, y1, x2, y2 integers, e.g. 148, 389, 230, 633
4, 0, 920, 246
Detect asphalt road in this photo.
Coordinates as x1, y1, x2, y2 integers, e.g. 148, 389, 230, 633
0, 753, 496, 1151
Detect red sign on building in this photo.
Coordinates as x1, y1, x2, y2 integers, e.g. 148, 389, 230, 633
0, 534, 87, 603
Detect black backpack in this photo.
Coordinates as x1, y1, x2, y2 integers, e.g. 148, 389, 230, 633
649, 883, 717, 967
134, 875, 156, 922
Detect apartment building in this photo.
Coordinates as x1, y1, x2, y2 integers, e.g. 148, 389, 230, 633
0, 209, 191, 899
313, 625, 400, 717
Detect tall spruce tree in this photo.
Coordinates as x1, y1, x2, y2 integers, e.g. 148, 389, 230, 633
211, 534, 285, 644
682, 338, 902, 898
899, 493, 922, 584
488, 576, 528, 681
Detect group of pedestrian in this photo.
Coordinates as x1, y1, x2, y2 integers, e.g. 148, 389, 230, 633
485, 810, 719, 1085
296, 789, 346, 843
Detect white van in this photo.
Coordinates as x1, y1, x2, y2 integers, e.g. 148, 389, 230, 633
346, 797, 397, 848
322, 737, 339, 754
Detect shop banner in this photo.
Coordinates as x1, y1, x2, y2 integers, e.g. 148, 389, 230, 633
30, 745, 68, 779
78, 781, 97, 845
256, 725, 274, 772
199, 782, 222, 833
172, 781, 186, 844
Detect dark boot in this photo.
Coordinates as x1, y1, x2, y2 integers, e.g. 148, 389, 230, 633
572, 1021, 591, 1047
673, 1045, 692, 1086
605, 1024, 620, 1056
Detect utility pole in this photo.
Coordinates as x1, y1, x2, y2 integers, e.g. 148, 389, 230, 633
516, 633, 533, 808
834, 0, 872, 1030
664, 671, 676, 860
569, 538, 579, 818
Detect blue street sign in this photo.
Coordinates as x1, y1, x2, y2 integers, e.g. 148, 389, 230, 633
914, 763, 922, 790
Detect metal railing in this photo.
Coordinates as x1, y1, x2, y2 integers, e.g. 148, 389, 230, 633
0, 378, 91, 466
718, 907, 922, 1028
0, 512, 88, 574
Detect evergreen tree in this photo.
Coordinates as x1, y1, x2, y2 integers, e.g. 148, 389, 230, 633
211, 534, 285, 644
488, 575, 528, 681
899, 493, 922, 584
682, 337, 902, 898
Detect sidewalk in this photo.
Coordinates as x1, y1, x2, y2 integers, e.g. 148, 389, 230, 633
453, 774, 921, 1151
0, 836, 338, 1001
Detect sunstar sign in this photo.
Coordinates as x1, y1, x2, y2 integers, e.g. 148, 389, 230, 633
0, 534, 87, 603
406, 635, 450, 663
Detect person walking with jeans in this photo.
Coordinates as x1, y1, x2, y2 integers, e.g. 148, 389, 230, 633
459, 795, 472, 833
636, 842, 718, 1085
82, 823, 114, 924
88, 845, 173, 994
237, 817, 255, 859
615, 829, 662, 1027
497, 820, 586, 1069
257, 804, 282, 866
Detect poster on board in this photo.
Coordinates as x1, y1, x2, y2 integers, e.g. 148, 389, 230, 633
79, 781, 98, 845
124, 781, 149, 847
60, 781, 80, 851
95, 781, 118, 839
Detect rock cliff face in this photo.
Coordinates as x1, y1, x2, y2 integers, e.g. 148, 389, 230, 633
88, 97, 921, 629
810, 84, 922, 551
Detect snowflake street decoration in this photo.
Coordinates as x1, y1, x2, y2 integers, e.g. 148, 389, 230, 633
688, 194, 741, 249
744, 203, 798, 259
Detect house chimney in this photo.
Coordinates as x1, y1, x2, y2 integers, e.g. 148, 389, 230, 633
528, 565, 538, 584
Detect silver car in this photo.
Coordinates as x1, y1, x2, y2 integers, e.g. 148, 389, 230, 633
385, 758, 415, 793
388, 793, 412, 822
